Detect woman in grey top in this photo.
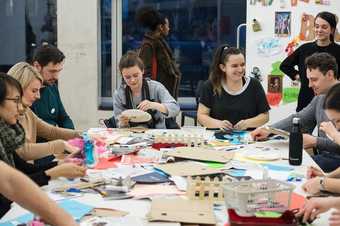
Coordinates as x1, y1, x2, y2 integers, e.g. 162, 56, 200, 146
112, 51, 180, 129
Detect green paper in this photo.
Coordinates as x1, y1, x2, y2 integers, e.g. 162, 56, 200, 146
270, 61, 284, 76
255, 211, 282, 218
206, 162, 225, 169
283, 87, 299, 103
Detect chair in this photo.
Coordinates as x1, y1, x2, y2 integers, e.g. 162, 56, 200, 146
180, 80, 205, 126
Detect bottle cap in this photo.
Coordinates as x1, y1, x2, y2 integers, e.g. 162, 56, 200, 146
292, 117, 300, 124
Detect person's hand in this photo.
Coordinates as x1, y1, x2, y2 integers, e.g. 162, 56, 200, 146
46, 163, 86, 180
118, 114, 129, 127
233, 120, 249, 130
137, 100, 158, 111
320, 121, 339, 141
64, 141, 80, 155
216, 120, 233, 130
303, 134, 317, 149
302, 177, 322, 194
296, 197, 334, 223
250, 127, 270, 141
295, 74, 300, 81
307, 166, 325, 179
330, 209, 340, 226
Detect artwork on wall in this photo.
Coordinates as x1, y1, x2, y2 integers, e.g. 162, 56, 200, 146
268, 76, 282, 93
300, 13, 315, 41
285, 34, 303, 56
256, 37, 283, 57
275, 11, 291, 37
266, 62, 284, 106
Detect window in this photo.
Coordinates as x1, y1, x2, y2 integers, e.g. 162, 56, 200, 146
0, 0, 57, 72
99, 0, 246, 108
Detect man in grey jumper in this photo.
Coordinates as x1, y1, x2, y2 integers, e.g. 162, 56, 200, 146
251, 52, 340, 172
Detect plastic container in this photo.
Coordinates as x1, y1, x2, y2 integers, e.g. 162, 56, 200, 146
227, 209, 298, 226
223, 179, 295, 216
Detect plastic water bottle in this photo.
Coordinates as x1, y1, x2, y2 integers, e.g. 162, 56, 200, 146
83, 132, 96, 168
289, 117, 303, 165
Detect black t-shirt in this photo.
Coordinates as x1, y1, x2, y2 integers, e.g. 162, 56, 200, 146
199, 77, 270, 126
280, 41, 340, 111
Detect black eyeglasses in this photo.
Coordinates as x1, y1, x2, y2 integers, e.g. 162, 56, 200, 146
5, 97, 22, 109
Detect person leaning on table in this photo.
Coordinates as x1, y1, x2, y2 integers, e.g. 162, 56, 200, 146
7, 62, 81, 161
0, 161, 78, 226
303, 84, 340, 195
251, 52, 340, 172
0, 73, 86, 217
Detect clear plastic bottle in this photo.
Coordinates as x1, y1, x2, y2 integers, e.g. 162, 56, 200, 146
83, 132, 96, 168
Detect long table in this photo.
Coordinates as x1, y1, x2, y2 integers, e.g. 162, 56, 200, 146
0, 132, 334, 225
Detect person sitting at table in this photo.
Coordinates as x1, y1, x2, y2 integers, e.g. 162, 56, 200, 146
251, 52, 340, 172
0, 161, 78, 226
0, 73, 86, 217
7, 62, 80, 161
297, 197, 340, 225
112, 51, 180, 128
197, 45, 270, 130
303, 84, 340, 195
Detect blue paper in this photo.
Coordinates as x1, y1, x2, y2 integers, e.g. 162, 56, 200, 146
1, 199, 93, 225
262, 163, 294, 171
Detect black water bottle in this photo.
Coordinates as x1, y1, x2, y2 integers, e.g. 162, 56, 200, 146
289, 117, 303, 165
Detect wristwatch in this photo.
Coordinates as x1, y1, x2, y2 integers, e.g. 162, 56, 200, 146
320, 177, 326, 191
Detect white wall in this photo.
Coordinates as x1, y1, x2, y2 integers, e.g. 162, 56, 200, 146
246, 1, 340, 123
57, 0, 112, 129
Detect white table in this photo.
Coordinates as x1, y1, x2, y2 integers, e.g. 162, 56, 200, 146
0, 139, 332, 225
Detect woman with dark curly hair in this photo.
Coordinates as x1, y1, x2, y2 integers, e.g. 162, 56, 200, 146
136, 6, 181, 100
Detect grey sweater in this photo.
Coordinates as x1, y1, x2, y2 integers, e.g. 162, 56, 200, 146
272, 95, 340, 154
112, 80, 180, 129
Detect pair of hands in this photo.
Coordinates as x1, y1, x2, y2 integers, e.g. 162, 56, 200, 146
302, 166, 325, 194
250, 127, 317, 149
216, 119, 250, 131
296, 197, 340, 225
119, 100, 160, 127
46, 162, 86, 180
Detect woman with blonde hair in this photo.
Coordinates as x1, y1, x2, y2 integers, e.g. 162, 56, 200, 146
7, 62, 80, 161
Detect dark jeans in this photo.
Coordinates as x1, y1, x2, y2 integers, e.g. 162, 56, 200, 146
312, 152, 340, 173
34, 155, 55, 167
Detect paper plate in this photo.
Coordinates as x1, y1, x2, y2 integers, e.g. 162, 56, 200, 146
242, 148, 281, 161
122, 109, 152, 123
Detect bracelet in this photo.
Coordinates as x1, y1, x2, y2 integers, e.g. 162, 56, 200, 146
320, 177, 326, 191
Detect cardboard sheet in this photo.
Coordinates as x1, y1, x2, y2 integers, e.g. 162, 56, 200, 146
154, 161, 223, 176
166, 147, 234, 163
147, 198, 216, 224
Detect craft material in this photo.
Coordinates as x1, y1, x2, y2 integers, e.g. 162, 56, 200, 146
147, 198, 216, 224
224, 179, 295, 216
121, 109, 152, 123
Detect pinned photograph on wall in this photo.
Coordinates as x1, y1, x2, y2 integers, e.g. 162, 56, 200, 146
268, 76, 282, 94
275, 11, 291, 37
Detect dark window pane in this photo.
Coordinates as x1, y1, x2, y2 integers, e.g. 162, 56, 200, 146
0, 0, 57, 72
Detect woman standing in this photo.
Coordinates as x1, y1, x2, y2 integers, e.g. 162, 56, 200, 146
280, 11, 340, 112
197, 45, 270, 130
136, 6, 181, 99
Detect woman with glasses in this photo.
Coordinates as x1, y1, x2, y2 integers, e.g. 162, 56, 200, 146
113, 51, 180, 129
0, 73, 85, 217
280, 11, 340, 112
302, 83, 340, 195
7, 62, 80, 161
197, 45, 270, 130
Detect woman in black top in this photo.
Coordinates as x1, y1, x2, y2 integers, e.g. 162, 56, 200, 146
280, 11, 340, 112
197, 45, 270, 130
0, 73, 86, 217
